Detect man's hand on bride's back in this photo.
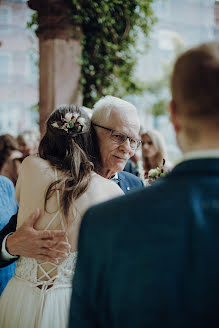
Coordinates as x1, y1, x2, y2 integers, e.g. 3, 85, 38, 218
6, 208, 71, 264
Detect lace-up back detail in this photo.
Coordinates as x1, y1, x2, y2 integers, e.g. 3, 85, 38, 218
15, 168, 77, 290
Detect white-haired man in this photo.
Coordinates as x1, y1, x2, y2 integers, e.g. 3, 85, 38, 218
91, 95, 143, 191
0, 96, 143, 267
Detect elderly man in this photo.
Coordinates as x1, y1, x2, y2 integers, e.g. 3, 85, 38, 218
69, 42, 219, 327
0, 96, 143, 267
92, 95, 143, 190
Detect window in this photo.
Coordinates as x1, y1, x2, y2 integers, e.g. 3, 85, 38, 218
25, 52, 39, 84
0, 53, 12, 82
155, 0, 171, 18
2, 0, 27, 3
13, 0, 27, 3
0, 102, 25, 135
0, 6, 12, 24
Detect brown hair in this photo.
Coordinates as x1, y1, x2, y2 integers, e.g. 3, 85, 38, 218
0, 134, 19, 170
39, 104, 98, 217
171, 42, 219, 121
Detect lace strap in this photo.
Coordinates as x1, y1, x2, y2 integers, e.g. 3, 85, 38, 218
42, 168, 65, 230
54, 168, 60, 208
33, 168, 69, 289
37, 262, 58, 282
44, 211, 59, 230
54, 168, 65, 230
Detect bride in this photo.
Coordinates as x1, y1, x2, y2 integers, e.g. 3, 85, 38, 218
0, 104, 123, 328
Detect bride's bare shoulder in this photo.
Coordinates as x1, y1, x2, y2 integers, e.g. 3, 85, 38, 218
90, 172, 124, 195
20, 155, 50, 172
22, 155, 43, 164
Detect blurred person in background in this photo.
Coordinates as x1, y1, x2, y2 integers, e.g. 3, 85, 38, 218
141, 129, 172, 172
123, 150, 144, 179
0, 134, 23, 186
17, 129, 40, 158
0, 175, 18, 295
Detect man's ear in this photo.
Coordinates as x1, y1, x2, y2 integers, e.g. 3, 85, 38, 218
169, 100, 180, 133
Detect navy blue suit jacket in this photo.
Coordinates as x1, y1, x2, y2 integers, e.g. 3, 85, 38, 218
0, 214, 17, 268
69, 159, 219, 328
117, 171, 143, 193
0, 171, 143, 268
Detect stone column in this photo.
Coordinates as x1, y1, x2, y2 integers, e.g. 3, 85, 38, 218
28, 0, 82, 135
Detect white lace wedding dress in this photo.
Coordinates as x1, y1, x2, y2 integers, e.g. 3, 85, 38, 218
0, 252, 77, 327
0, 157, 123, 328
0, 169, 77, 328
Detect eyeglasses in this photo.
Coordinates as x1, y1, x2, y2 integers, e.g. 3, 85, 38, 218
93, 124, 141, 150
12, 157, 24, 163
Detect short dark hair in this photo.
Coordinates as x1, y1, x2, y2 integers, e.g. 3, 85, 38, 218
171, 42, 219, 120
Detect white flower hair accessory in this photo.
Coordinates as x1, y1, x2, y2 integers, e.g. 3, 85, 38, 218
51, 112, 88, 134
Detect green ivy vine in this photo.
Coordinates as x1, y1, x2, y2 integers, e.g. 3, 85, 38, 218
28, 0, 156, 108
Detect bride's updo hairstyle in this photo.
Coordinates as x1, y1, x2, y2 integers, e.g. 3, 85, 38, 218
39, 104, 97, 217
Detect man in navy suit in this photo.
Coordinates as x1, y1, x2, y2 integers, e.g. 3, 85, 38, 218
69, 42, 219, 327
91, 95, 143, 192
0, 96, 143, 267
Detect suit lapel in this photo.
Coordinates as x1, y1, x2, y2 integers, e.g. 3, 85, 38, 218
118, 172, 131, 194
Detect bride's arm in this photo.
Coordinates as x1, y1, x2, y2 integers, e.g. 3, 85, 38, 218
3, 157, 71, 264
15, 155, 33, 205
15, 161, 22, 204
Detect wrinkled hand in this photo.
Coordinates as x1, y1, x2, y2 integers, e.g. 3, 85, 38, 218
6, 209, 71, 264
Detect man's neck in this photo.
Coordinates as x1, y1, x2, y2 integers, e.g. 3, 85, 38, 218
177, 129, 219, 154
182, 144, 219, 154
100, 168, 117, 179
175, 148, 219, 166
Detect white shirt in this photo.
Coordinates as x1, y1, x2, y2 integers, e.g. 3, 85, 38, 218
2, 233, 17, 260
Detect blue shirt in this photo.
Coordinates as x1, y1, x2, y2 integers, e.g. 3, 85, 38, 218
0, 176, 18, 295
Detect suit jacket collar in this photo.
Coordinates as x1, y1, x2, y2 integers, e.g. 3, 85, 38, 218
176, 149, 219, 166
170, 158, 219, 177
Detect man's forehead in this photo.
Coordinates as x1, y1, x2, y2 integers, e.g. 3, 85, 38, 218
107, 109, 140, 135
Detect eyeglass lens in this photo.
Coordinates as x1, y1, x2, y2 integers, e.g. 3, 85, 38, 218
111, 131, 140, 149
